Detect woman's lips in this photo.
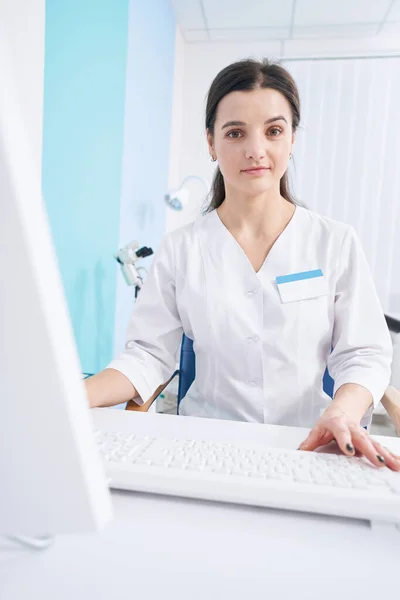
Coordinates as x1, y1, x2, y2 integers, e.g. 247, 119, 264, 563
242, 167, 270, 176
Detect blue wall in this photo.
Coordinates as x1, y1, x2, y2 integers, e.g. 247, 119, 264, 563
113, 0, 176, 355
42, 1, 130, 374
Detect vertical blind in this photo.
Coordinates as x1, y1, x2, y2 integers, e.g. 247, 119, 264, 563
285, 57, 400, 314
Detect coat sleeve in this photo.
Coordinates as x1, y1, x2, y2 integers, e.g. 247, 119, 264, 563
327, 226, 392, 421
106, 233, 183, 405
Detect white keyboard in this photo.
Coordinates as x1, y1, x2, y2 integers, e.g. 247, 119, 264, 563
95, 429, 400, 525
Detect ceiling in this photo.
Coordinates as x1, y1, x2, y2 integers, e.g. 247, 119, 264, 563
171, 0, 400, 42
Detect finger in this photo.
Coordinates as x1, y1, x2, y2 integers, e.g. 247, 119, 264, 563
351, 429, 387, 468
322, 418, 356, 457
387, 449, 400, 462
298, 427, 333, 451
385, 448, 400, 461
298, 428, 321, 451
371, 442, 400, 472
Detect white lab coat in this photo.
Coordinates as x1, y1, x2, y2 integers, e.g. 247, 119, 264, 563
108, 205, 392, 428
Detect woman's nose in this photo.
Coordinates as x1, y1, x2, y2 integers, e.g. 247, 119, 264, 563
244, 136, 267, 161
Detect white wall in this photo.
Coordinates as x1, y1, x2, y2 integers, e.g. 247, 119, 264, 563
0, 0, 45, 170
167, 36, 400, 314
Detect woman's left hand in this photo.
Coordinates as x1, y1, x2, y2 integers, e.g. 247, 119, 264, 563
298, 409, 400, 471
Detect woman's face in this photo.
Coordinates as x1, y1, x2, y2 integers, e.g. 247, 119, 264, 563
207, 87, 295, 198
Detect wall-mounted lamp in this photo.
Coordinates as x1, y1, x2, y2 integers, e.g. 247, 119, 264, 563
164, 175, 209, 211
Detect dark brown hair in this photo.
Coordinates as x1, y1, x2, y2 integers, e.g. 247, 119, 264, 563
205, 58, 300, 212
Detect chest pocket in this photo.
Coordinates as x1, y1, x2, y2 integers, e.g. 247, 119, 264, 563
276, 269, 328, 303
276, 269, 330, 346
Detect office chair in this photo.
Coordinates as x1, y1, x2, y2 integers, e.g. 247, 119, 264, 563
126, 334, 335, 413
175, 334, 336, 411
176, 335, 196, 411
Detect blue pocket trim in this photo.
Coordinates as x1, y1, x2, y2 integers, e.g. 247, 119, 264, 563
276, 269, 323, 285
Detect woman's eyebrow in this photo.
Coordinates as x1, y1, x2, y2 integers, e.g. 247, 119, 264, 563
221, 115, 288, 129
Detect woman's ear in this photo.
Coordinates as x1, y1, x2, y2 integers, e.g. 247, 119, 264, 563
206, 129, 215, 154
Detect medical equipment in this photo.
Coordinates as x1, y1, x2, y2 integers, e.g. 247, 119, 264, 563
114, 241, 153, 298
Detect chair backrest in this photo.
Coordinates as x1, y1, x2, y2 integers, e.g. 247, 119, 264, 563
177, 335, 196, 411
177, 334, 335, 412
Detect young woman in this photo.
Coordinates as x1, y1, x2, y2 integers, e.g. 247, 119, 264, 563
86, 58, 400, 471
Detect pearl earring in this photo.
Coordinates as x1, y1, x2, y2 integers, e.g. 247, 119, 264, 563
210, 156, 217, 162
289, 153, 292, 160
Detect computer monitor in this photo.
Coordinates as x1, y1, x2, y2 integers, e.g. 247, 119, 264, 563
0, 37, 113, 538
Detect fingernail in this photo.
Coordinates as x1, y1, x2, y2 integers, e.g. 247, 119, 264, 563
346, 443, 354, 453
377, 455, 385, 464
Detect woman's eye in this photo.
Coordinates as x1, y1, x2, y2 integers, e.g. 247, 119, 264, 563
226, 128, 282, 139
227, 130, 242, 139
268, 127, 282, 137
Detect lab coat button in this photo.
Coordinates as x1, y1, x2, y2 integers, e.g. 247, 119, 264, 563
245, 288, 259, 297
249, 378, 261, 387
246, 335, 260, 343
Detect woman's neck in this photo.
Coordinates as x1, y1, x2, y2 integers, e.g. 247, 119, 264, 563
216, 188, 295, 240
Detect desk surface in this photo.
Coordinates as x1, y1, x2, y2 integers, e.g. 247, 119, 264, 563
1, 410, 399, 600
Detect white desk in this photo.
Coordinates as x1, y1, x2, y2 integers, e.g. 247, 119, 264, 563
1, 410, 400, 600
